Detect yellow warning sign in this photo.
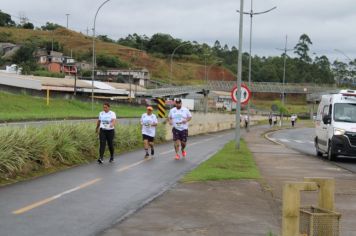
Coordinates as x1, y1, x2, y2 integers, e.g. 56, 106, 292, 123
157, 98, 166, 118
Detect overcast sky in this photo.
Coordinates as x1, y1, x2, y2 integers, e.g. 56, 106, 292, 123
1, 0, 356, 62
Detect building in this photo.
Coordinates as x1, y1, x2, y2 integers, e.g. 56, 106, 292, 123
96, 68, 150, 87
36, 50, 77, 76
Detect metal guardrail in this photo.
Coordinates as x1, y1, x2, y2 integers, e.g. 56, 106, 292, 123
207, 80, 337, 94
145, 85, 206, 98
143, 81, 338, 98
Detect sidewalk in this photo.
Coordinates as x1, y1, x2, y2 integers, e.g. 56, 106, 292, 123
101, 126, 356, 236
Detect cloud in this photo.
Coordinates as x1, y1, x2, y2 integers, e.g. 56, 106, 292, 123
1, 0, 355, 61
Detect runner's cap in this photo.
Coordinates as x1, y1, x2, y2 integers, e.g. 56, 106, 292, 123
147, 106, 153, 110
175, 98, 182, 103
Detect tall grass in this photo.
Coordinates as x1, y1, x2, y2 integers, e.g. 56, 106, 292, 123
0, 123, 166, 182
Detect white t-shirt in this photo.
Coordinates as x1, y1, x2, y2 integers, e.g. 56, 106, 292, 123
99, 111, 116, 130
141, 113, 158, 137
169, 107, 192, 131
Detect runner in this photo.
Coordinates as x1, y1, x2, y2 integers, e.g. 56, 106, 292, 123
168, 98, 192, 160
96, 102, 116, 164
268, 113, 273, 127
141, 106, 158, 159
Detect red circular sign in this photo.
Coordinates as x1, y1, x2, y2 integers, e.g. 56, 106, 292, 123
231, 84, 251, 104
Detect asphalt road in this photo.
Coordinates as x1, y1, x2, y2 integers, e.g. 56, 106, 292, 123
269, 127, 356, 173
0, 130, 234, 236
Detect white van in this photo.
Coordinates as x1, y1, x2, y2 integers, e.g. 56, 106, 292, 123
315, 90, 356, 161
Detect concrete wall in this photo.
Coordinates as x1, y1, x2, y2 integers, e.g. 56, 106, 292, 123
165, 112, 226, 140
164, 112, 266, 140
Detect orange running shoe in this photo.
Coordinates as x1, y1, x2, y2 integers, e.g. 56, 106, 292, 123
182, 150, 187, 157
175, 154, 180, 160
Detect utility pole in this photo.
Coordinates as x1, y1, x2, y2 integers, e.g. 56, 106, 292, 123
277, 35, 293, 126
236, 0, 244, 149
237, 0, 276, 132
66, 14, 70, 29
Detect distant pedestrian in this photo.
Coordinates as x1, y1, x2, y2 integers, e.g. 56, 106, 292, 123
96, 102, 116, 164
291, 114, 296, 127
244, 115, 249, 129
273, 115, 278, 126
268, 113, 273, 127
168, 98, 192, 160
141, 106, 158, 159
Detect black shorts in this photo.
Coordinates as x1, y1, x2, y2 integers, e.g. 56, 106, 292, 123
172, 128, 188, 142
142, 134, 155, 142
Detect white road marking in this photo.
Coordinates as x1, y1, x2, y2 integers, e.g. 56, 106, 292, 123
279, 139, 290, 143
294, 140, 305, 143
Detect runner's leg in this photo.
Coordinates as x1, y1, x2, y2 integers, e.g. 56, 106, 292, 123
99, 129, 106, 160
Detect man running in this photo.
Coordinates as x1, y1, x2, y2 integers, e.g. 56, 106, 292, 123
168, 98, 192, 160
140, 106, 158, 158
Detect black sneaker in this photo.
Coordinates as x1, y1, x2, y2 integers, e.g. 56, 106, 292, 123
109, 157, 114, 163
144, 153, 149, 159
97, 158, 103, 164
151, 149, 154, 156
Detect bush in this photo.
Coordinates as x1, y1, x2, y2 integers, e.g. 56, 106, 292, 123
96, 54, 129, 68
0, 123, 166, 181
33, 70, 65, 78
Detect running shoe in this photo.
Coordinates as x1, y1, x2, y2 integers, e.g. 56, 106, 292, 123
182, 150, 187, 157
97, 158, 103, 164
109, 157, 114, 163
151, 149, 154, 156
175, 154, 180, 160
144, 153, 149, 159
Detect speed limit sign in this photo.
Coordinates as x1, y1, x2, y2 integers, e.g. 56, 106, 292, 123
231, 84, 251, 104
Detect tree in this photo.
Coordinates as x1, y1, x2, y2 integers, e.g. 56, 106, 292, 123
12, 43, 38, 74
294, 34, 313, 63
96, 54, 128, 68
0, 10, 15, 27
97, 35, 114, 43
146, 33, 182, 55
41, 22, 62, 31
332, 60, 348, 85
22, 22, 34, 29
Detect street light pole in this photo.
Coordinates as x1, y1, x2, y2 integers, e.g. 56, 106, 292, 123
236, 0, 244, 150
277, 35, 293, 126
170, 42, 190, 85
92, 0, 111, 111
237, 1, 276, 132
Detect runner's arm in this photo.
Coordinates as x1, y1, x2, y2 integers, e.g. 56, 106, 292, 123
96, 120, 100, 133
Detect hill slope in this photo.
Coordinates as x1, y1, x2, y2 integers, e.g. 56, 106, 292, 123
0, 27, 235, 85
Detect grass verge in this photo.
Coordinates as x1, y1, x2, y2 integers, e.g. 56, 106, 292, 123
0, 91, 145, 121
182, 139, 260, 182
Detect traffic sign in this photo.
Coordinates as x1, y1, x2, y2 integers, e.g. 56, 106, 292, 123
231, 84, 251, 104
